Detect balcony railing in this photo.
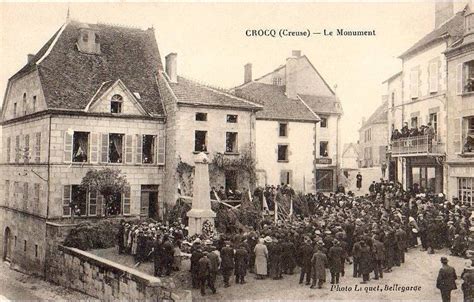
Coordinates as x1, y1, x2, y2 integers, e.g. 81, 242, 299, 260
390, 135, 443, 156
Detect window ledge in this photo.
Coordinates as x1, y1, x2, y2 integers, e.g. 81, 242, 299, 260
462, 91, 474, 97
277, 160, 289, 163
193, 151, 209, 154
456, 152, 474, 157
224, 152, 240, 156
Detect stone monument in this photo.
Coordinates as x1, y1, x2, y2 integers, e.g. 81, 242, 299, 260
186, 152, 216, 236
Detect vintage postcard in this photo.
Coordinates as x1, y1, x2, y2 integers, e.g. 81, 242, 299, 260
0, 1, 472, 301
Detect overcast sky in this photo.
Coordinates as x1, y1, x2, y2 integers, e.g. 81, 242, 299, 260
0, 1, 468, 144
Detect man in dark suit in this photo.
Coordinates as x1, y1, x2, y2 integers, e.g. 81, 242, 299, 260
220, 241, 234, 287
198, 252, 216, 296
372, 235, 385, 280
436, 257, 457, 302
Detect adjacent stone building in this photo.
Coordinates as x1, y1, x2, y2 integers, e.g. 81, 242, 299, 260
0, 20, 167, 275
386, 3, 465, 194
445, 4, 474, 205
234, 51, 343, 192
358, 99, 388, 168
156, 53, 262, 204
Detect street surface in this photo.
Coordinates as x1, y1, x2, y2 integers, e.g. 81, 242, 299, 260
347, 167, 384, 195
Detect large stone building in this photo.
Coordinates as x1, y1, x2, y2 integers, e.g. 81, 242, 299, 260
0, 20, 168, 275
386, 2, 465, 194
358, 99, 388, 169
445, 4, 474, 205
234, 50, 343, 192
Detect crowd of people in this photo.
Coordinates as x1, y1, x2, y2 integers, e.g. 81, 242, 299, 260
116, 179, 473, 300
390, 122, 436, 141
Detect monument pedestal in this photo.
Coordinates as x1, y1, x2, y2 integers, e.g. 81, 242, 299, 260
186, 209, 216, 237
186, 152, 216, 237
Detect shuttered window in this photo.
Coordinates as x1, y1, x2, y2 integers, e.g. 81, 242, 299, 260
88, 190, 97, 216
98, 194, 105, 216
125, 135, 133, 164
157, 130, 165, 165
6, 137, 10, 163
24, 134, 30, 164
453, 118, 461, 153
34, 183, 40, 212
457, 63, 464, 95
90, 133, 99, 163
136, 135, 143, 164
123, 186, 131, 215
35, 132, 41, 163
5, 180, 10, 206
101, 133, 109, 163
23, 182, 28, 210
410, 68, 419, 99
15, 135, 20, 163
429, 61, 438, 93
63, 185, 71, 216
64, 131, 73, 163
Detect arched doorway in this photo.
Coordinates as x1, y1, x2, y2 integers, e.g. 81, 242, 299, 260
3, 227, 12, 261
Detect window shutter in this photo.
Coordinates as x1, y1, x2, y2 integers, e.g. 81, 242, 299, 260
125, 135, 133, 164
280, 171, 286, 185
453, 118, 461, 153
90, 133, 99, 163
6, 137, 10, 163
97, 193, 105, 216
5, 180, 10, 207
429, 62, 438, 93
62, 185, 71, 216
35, 132, 41, 163
157, 130, 165, 165
136, 135, 143, 164
64, 132, 73, 163
88, 190, 97, 216
123, 186, 131, 215
100, 133, 109, 163
457, 63, 464, 95
24, 134, 30, 164
15, 136, 20, 163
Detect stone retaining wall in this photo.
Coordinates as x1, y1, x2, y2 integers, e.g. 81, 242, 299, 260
49, 245, 191, 301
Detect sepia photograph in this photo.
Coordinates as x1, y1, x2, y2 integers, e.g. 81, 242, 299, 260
0, 1, 473, 301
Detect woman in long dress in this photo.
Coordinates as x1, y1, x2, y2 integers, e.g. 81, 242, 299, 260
254, 238, 268, 279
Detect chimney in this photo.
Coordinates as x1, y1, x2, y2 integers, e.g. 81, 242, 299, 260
292, 50, 302, 57
285, 55, 298, 99
27, 54, 35, 63
244, 63, 252, 84
165, 53, 178, 83
435, 1, 453, 28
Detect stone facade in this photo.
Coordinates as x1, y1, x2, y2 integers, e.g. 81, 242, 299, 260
358, 121, 388, 168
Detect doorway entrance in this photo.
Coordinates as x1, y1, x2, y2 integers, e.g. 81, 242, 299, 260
3, 227, 12, 261
140, 185, 159, 219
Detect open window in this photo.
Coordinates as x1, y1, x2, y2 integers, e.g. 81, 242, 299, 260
109, 133, 124, 163
195, 131, 207, 152
279, 123, 288, 137
226, 132, 238, 153
227, 114, 238, 123
462, 116, 474, 153
71, 185, 87, 217
277, 144, 288, 161
142, 135, 156, 164
72, 132, 89, 162
195, 112, 207, 121
320, 141, 329, 157
110, 94, 123, 113
320, 117, 327, 128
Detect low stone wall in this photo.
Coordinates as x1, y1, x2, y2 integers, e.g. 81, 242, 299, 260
49, 245, 191, 301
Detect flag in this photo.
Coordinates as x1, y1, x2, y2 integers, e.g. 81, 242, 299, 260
289, 197, 293, 216
274, 200, 278, 224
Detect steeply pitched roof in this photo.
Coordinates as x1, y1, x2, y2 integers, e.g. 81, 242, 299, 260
342, 143, 359, 157
399, 11, 465, 59
234, 82, 320, 122
168, 76, 262, 110
10, 21, 164, 116
298, 94, 343, 115
360, 100, 388, 130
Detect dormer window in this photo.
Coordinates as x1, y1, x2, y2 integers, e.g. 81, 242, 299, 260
466, 12, 474, 34
95, 33, 100, 43
82, 32, 89, 42
77, 26, 101, 54
272, 77, 282, 86
111, 94, 123, 113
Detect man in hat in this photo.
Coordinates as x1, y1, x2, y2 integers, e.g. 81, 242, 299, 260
162, 235, 174, 276
220, 241, 234, 287
190, 245, 204, 288
234, 244, 249, 284
299, 239, 314, 285
311, 246, 328, 289
153, 235, 164, 277
198, 251, 216, 296
207, 246, 220, 291
328, 239, 344, 284
436, 257, 457, 302
372, 235, 385, 280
